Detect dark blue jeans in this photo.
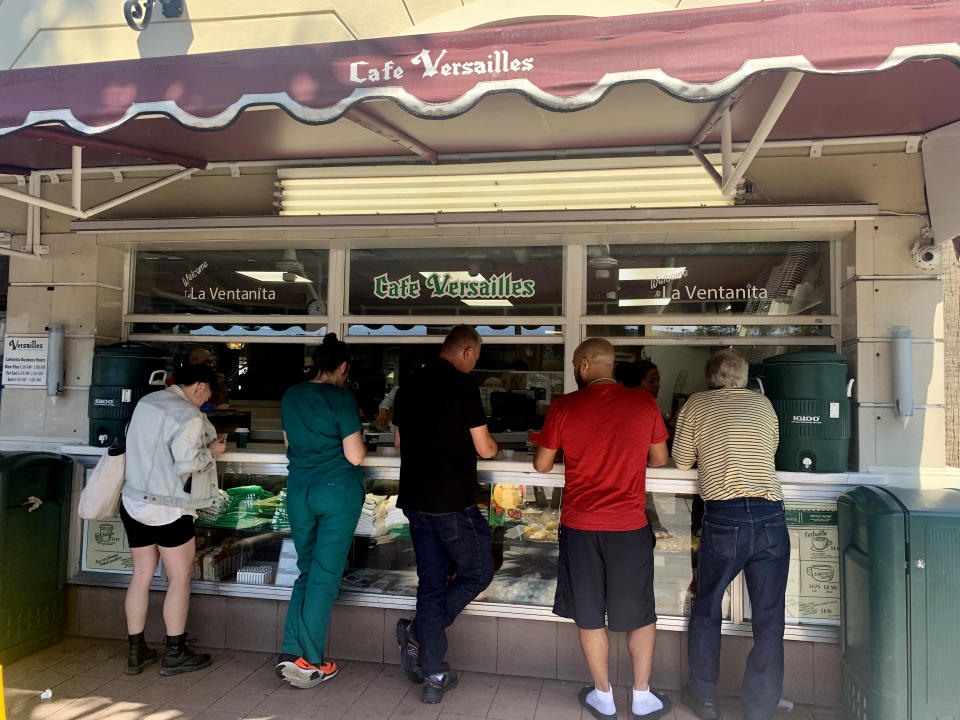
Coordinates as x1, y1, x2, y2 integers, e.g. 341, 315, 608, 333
405, 505, 494, 675
689, 498, 790, 720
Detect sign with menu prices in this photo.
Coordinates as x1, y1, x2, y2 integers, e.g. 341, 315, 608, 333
82, 515, 134, 573
785, 502, 839, 621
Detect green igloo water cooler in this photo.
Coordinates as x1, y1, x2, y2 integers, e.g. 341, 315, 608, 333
760, 351, 852, 473
88, 342, 168, 447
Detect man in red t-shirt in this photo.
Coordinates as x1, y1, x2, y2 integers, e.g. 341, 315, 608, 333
533, 338, 671, 720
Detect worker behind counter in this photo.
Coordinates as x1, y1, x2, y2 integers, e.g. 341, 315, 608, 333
615, 359, 670, 537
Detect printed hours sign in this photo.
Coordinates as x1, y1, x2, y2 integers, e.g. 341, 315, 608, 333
2, 336, 48, 386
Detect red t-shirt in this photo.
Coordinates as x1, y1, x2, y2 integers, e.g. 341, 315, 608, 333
539, 383, 669, 531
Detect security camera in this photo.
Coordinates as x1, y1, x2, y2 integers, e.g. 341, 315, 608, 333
910, 241, 941, 271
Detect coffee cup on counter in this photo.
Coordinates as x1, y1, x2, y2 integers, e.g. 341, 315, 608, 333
234, 427, 250, 448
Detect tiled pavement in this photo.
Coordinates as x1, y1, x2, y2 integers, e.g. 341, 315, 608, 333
2, 638, 843, 720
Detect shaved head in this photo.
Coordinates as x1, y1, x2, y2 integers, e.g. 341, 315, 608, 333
573, 338, 615, 368
572, 338, 616, 387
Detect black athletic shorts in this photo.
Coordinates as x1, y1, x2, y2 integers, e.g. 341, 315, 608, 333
553, 523, 657, 632
119, 502, 195, 548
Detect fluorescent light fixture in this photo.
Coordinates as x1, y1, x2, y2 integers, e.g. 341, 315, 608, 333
618, 267, 688, 282
419, 271, 487, 283
419, 271, 511, 307
618, 298, 671, 307
236, 271, 312, 283
462, 299, 514, 307
278, 161, 733, 216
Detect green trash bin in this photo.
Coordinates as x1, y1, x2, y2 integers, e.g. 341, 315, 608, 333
838, 486, 960, 720
0, 452, 73, 665
761, 351, 853, 472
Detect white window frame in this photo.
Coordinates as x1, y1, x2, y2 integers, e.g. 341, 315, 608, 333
124, 236, 842, 384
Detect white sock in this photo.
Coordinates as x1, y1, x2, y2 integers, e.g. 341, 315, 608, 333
632, 686, 663, 716
587, 685, 616, 715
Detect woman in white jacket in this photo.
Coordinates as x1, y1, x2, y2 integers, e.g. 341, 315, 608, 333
120, 363, 226, 676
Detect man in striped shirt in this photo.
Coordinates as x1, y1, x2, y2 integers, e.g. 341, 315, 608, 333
672, 349, 789, 720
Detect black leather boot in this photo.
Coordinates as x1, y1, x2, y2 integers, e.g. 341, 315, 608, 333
126, 632, 160, 675
159, 633, 213, 676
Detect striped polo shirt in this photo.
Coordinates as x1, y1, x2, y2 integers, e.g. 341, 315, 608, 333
671, 388, 782, 501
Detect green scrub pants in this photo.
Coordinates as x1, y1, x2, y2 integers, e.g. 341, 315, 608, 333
281, 474, 364, 664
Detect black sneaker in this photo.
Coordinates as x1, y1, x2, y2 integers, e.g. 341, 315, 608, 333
422, 670, 459, 703
681, 686, 721, 720
396, 618, 423, 683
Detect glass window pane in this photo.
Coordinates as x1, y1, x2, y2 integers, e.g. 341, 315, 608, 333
586, 241, 831, 316
348, 246, 563, 316
348, 341, 564, 424
601, 344, 834, 419
133, 249, 329, 315
587, 324, 833, 338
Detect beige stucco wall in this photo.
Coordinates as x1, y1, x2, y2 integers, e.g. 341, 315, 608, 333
0, 150, 950, 485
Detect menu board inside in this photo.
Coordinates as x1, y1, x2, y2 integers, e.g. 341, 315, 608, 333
785, 502, 840, 622
82, 514, 134, 573
743, 501, 839, 624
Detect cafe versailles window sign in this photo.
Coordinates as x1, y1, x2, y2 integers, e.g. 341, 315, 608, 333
373, 271, 536, 303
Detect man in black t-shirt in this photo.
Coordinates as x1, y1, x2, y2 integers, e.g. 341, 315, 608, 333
393, 325, 498, 703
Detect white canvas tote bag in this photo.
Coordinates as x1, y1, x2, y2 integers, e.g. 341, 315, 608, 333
78, 446, 126, 520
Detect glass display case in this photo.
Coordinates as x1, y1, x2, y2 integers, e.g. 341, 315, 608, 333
72, 454, 766, 627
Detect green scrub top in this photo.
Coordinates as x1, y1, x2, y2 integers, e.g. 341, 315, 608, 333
281, 381, 364, 485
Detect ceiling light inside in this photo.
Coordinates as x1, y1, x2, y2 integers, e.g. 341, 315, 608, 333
419, 271, 511, 307
419, 271, 487, 282
462, 299, 514, 307
618, 298, 671, 307
618, 267, 688, 282
236, 271, 312, 283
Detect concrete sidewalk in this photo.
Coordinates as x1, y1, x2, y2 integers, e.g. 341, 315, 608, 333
2, 637, 841, 720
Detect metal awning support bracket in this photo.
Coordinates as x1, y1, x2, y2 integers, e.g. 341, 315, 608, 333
0, 151, 201, 220
0, 173, 50, 260
720, 72, 804, 196
72, 146, 82, 210
345, 107, 438, 164
688, 72, 803, 196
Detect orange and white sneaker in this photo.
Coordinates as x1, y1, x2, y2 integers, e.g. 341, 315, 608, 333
275, 654, 339, 688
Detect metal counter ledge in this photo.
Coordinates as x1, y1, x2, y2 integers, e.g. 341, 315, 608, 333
59, 443, 885, 498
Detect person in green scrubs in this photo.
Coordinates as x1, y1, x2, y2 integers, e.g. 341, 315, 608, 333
275, 333, 366, 688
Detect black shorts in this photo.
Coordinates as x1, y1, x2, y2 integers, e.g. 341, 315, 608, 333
119, 502, 195, 549
553, 524, 657, 632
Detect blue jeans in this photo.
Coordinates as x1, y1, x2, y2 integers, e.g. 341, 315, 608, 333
688, 498, 790, 720
405, 506, 494, 674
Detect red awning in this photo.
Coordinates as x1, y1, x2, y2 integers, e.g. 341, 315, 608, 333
1, 0, 959, 168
